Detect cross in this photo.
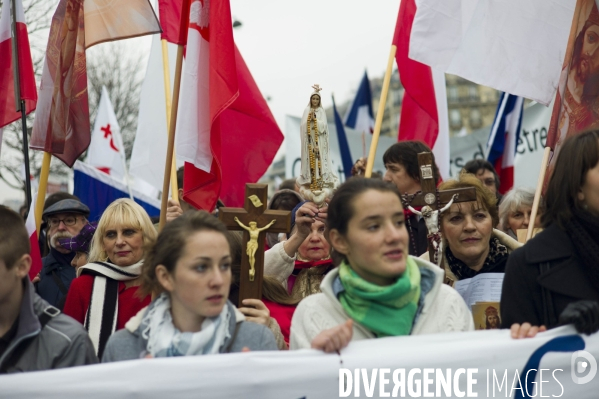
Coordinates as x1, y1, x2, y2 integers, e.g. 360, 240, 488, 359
101, 124, 118, 151
219, 183, 291, 306
402, 152, 477, 267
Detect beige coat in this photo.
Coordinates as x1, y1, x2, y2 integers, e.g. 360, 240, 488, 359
420, 228, 522, 286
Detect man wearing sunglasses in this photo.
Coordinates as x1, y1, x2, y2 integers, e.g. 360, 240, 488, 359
36, 199, 90, 310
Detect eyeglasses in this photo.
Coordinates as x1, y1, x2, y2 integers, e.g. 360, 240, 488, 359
48, 216, 82, 227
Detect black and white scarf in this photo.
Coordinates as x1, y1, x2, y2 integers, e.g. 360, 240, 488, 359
77, 260, 143, 358
446, 237, 508, 280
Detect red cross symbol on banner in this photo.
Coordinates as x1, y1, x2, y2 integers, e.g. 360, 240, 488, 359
101, 124, 119, 152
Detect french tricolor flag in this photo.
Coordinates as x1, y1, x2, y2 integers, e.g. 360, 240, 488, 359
393, 0, 449, 180
486, 92, 524, 194
344, 71, 375, 135
0, 0, 36, 128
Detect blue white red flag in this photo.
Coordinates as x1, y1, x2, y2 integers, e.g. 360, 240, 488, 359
73, 161, 160, 222
332, 96, 353, 179
486, 92, 524, 194
344, 71, 375, 135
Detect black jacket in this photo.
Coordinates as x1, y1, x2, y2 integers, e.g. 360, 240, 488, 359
407, 214, 429, 257
35, 250, 76, 309
500, 224, 599, 329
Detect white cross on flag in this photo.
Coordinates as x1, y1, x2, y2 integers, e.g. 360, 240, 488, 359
87, 86, 126, 181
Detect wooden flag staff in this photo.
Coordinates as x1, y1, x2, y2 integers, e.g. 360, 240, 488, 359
34, 152, 51, 234
160, 39, 179, 202
365, 45, 397, 178
159, 0, 191, 230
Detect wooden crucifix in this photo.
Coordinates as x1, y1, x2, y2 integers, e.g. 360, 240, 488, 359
402, 152, 477, 268
219, 184, 291, 306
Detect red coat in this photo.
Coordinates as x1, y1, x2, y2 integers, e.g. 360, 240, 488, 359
262, 298, 296, 345
63, 275, 151, 330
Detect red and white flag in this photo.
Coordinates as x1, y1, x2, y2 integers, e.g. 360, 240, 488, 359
87, 86, 126, 180
0, 0, 37, 128
176, 0, 283, 210
392, 0, 449, 180
30, 0, 160, 167
25, 195, 43, 280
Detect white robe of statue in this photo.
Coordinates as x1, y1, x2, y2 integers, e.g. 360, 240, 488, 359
297, 104, 337, 189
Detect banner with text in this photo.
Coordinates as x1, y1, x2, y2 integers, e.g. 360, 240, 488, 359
1, 326, 597, 398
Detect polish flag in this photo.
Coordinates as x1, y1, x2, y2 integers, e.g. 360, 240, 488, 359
0, 0, 37, 128
176, 0, 283, 210
392, 0, 449, 180
24, 196, 43, 280
486, 93, 524, 194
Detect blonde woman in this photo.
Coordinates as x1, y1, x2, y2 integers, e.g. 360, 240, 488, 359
63, 199, 157, 358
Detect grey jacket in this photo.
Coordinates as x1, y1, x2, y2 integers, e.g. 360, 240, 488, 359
102, 301, 277, 362
0, 279, 98, 373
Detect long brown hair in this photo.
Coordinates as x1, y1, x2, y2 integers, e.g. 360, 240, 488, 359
139, 210, 229, 297
544, 130, 599, 229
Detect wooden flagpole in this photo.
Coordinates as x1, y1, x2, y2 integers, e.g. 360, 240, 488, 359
35, 152, 51, 234
526, 146, 551, 241
365, 45, 397, 178
160, 39, 179, 202
159, 0, 190, 229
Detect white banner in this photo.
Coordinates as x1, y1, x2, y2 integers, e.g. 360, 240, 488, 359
1, 326, 597, 398
448, 102, 553, 190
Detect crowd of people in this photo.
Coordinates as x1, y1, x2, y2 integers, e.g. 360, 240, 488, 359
1, 131, 599, 375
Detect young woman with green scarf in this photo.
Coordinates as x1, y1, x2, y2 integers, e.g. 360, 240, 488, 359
290, 178, 474, 351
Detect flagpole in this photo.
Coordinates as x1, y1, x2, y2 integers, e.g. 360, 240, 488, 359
10, 0, 32, 209
160, 39, 179, 202
35, 152, 51, 235
159, 0, 190, 229
526, 146, 551, 241
365, 45, 397, 178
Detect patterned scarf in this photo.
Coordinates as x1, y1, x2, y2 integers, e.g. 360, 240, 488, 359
140, 293, 231, 357
565, 209, 599, 292
338, 257, 421, 337
445, 237, 508, 280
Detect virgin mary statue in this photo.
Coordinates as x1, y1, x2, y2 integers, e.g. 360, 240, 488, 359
296, 84, 337, 205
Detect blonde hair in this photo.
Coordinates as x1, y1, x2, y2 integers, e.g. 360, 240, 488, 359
88, 199, 157, 264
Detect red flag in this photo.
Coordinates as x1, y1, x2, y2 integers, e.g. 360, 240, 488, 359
30, 0, 160, 167
25, 196, 42, 280
391, 0, 450, 179
158, 0, 184, 44
393, 0, 438, 145
0, 0, 37, 128
178, 0, 283, 210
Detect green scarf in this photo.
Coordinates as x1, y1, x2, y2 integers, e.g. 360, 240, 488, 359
338, 257, 421, 337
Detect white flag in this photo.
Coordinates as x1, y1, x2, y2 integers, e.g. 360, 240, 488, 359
87, 86, 126, 180
129, 34, 179, 192
409, 0, 576, 105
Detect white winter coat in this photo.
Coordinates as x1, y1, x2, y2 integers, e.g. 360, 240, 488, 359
290, 256, 474, 349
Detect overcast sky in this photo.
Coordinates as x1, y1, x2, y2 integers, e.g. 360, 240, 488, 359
0, 0, 401, 204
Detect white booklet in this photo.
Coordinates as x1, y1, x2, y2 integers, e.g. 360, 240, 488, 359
453, 273, 504, 310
